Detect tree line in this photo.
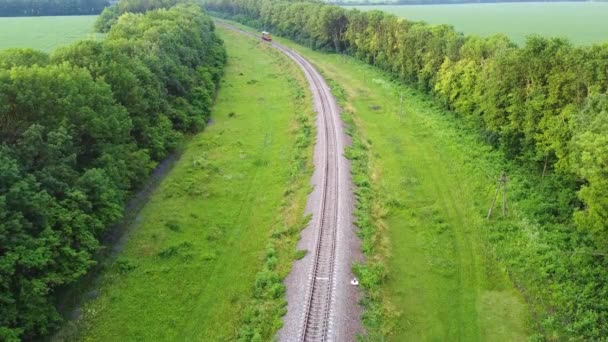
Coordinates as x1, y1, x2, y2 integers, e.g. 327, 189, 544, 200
329, 0, 595, 6
204, 0, 608, 339
0, 2, 225, 340
0, 0, 109, 16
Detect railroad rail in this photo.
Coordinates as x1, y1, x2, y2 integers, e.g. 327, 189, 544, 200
217, 22, 342, 342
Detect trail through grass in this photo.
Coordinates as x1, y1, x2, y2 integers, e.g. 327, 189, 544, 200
221, 21, 531, 340
61, 28, 313, 341
344, 3, 608, 45
0, 16, 99, 52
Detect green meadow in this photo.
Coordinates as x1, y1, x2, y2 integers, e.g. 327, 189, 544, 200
345, 2, 608, 45
0, 15, 99, 52
58, 28, 313, 340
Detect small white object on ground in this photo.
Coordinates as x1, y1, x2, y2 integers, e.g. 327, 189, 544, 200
350, 278, 359, 286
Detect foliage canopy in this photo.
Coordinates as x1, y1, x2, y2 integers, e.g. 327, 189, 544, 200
0, 0, 109, 16
0, 3, 225, 340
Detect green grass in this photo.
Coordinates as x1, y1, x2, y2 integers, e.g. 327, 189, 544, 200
344, 3, 608, 45
0, 15, 99, 52
332, 69, 529, 341
218, 21, 532, 340
59, 28, 313, 341
313, 55, 529, 342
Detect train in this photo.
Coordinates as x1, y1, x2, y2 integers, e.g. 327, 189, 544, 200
261, 31, 272, 42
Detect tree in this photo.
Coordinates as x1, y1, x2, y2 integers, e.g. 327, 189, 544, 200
0, 49, 49, 69
569, 95, 608, 246
0, 4, 225, 339
0, 0, 109, 17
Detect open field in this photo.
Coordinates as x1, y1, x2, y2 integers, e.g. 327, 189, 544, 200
344, 2, 608, 45
58, 28, 313, 340
0, 15, 98, 52
220, 21, 532, 340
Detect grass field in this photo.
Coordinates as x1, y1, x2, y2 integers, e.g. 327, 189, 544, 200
221, 22, 533, 340
344, 2, 608, 45
0, 15, 98, 52
58, 28, 313, 340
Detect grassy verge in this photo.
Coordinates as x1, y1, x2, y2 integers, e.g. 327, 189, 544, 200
310, 56, 529, 342
334, 80, 393, 341
57, 27, 314, 341
216, 20, 532, 340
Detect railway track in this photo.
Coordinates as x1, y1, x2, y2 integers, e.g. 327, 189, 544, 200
217, 23, 343, 341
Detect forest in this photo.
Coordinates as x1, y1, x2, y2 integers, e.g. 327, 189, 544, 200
330, 0, 596, 4
329, 0, 608, 4
0, 2, 225, 340
0, 0, 109, 16
205, 0, 608, 338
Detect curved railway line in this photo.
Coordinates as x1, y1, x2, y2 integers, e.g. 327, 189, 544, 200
276, 43, 340, 342
217, 22, 349, 341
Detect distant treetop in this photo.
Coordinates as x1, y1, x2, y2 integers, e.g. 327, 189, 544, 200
328, 0, 604, 5
0, 0, 110, 17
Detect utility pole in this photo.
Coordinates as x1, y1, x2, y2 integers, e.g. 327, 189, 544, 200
487, 171, 508, 220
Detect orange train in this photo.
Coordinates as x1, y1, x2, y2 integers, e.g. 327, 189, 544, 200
261, 31, 272, 42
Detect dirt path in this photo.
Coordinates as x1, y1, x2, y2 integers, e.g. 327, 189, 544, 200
217, 22, 363, 341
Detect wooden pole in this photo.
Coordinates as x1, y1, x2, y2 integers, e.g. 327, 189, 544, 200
487, 171, 508, 220
487, 177, 500, 220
